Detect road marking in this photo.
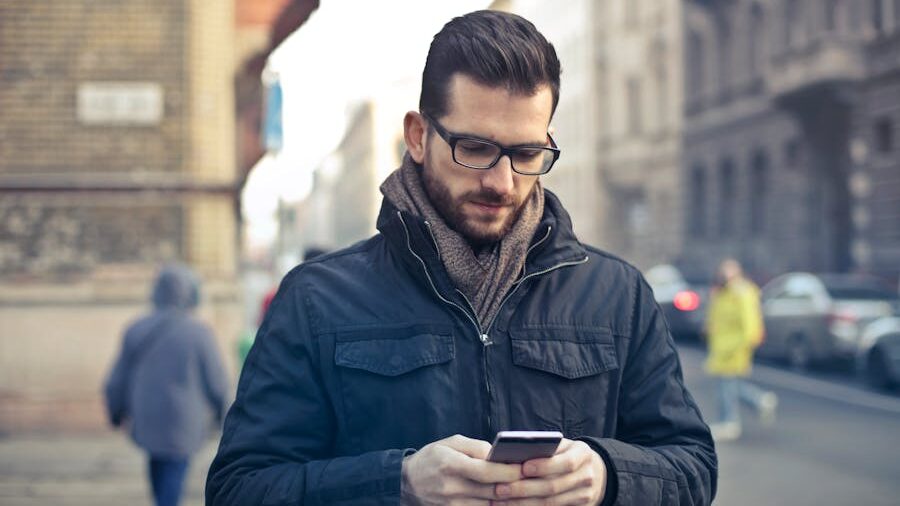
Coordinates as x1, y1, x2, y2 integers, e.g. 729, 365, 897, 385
678, 347, 900, 416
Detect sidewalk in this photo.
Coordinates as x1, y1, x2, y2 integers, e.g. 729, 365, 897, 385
0, 433, 217, 506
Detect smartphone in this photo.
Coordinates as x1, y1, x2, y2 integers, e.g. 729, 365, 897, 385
486, 431, 563, 463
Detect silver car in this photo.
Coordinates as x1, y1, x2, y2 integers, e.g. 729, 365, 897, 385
858, 317, 900, 390
759, 273, 898, 369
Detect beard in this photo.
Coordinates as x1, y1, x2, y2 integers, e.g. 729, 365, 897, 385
420, 152, 529, 247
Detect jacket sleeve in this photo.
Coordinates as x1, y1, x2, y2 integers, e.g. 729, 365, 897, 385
580, 276, 717, 506
103, 329, 133, 428
205, 271, 412, 506
198, 324, 231, 423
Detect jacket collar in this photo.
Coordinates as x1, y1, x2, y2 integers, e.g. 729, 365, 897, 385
376, 188, 588, 283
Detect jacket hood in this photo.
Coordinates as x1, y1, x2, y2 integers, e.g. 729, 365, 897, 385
151, 264, 200, 310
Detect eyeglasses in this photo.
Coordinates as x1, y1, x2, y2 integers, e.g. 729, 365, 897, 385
422, 113, 560, 176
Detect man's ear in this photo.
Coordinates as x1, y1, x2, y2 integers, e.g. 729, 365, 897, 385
403, 111, 428, 164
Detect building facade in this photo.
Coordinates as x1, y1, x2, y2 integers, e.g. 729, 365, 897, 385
594, 0, 685, 269
683, 0, 900, 284
0, 0, 241, 431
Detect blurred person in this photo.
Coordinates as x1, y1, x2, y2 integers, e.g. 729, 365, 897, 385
705, 258, 778, 442
105, 264, 229, 506
207, 10, 715, 506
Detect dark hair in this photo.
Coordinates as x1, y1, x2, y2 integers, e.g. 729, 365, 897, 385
419, 10, 561, 119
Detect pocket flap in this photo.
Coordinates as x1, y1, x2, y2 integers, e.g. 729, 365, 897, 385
335, 333, 454, 376
511, 339, 618, 379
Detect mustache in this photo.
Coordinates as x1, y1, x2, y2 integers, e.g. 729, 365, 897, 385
465, 189, 517, 206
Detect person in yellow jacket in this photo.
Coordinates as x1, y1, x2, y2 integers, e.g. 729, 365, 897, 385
705, 258, 777, 442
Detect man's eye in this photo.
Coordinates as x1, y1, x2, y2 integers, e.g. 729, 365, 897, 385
457, 141, 492, 153
514, 149, 543, 159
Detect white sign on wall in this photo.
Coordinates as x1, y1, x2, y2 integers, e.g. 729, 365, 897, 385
77, 82, 164, 125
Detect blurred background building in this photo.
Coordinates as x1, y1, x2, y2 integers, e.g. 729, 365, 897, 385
683, 0, 900, 282
0, 0, 317, 432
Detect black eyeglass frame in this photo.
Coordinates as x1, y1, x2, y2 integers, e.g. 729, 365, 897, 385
422, 113, 561, 176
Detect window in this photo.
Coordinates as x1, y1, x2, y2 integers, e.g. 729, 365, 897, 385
689, 165, 707, 238
875, 117, 894, 154
749, 4, 765, 76
625, 0, 639, 28
688, 31, 705, 99
785, 138, 802, 169
826, 0, 840, 31
627, 77, 643, 135
750, 151, 769, 236
718, 158, 736, 237
716, 16, 731, 94
656, 63, 668, 131
872, 0, 884, 32
785, 0, 800, 47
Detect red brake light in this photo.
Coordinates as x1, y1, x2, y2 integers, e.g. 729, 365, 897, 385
674, 291, 700, 312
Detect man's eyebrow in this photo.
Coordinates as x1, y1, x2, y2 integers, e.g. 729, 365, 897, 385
450, 129, 549, 148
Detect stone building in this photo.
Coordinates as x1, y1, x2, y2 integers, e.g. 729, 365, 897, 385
0, 0, 241, 432
593, 0, 685, 269
683, 0, 900, 283
508, 0, 685, 269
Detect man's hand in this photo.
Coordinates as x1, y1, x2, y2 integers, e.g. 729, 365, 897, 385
402, 434, 522, 506
491, 439, 607, 505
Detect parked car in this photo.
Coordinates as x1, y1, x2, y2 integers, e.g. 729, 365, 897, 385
645, 264, 712, 342
857, 316, 900, 390
759, 273, 898, 369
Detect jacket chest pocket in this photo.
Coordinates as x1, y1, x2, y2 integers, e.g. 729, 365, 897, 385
507, 329, 619, 437
333, 325, 457, 451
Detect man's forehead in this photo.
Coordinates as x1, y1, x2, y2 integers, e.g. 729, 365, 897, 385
443, 74, 553, 142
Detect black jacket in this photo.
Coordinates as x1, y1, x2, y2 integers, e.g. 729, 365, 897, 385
206, 191, 716, 505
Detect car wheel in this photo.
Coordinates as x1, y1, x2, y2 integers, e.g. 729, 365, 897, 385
787, 335, 812, 371
866, 346, 892, 390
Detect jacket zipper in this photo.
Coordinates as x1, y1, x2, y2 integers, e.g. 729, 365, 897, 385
401, 213, 589, 433
398, 213, 482, 341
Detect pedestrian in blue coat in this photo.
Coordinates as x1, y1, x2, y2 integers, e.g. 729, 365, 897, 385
105, 264, 230, 506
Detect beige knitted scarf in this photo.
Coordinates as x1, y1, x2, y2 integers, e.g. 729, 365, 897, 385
380, 154, 544, 328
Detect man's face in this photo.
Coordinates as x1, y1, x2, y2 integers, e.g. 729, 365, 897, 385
419, 74, 554, 245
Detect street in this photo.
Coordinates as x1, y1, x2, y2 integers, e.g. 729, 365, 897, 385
1, 347, 898, 505
678, 345, 900, 506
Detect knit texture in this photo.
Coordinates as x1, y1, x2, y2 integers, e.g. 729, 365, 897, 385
380, 154, 544, 327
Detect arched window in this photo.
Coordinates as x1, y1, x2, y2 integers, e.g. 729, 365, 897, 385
750, 151, 769, 236
689, 165, 707, 238
749, 3, 765, 77
718, 158, 736, 238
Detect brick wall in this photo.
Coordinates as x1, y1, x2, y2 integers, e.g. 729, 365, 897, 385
0, 0, 241, 432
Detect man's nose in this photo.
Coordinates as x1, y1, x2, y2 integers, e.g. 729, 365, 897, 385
480, 155, 515, 196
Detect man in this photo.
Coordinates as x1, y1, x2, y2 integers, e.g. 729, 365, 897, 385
207, 10, 715, 505
705, 258, 778, 442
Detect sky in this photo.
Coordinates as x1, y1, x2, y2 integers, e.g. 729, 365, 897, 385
241, 0, 491, 249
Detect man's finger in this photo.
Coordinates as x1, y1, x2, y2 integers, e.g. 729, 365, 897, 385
492, 485, 596, 505
454, 454, 522, 484
442, 434, 493, 459
522, 441, 592, 478
495, 467, 588, 499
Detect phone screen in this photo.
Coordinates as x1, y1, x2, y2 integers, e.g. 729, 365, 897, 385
486, 431, 563, 463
